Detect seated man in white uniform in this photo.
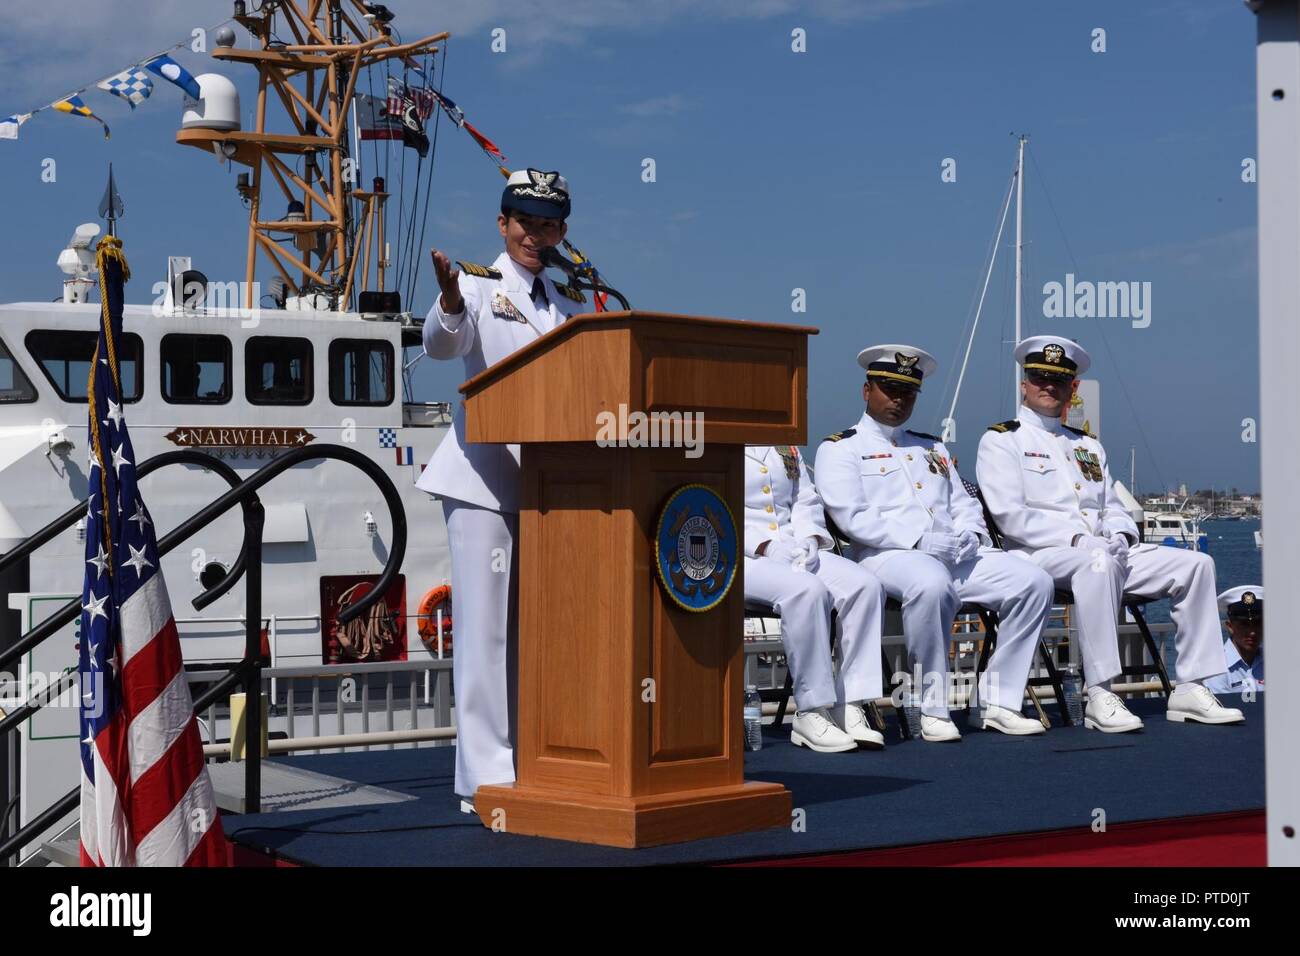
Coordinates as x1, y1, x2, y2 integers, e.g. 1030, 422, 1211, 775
976, 336, 1243, 732
815, 345, 1054, 742
418, 169, 593, 812
744, 445, 887, 752
1206, 586, 1263, 697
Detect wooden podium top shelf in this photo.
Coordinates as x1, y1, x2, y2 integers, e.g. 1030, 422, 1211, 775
459, 311, 817, 447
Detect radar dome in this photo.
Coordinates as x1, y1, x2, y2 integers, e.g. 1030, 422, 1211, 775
181, 73, 240, 132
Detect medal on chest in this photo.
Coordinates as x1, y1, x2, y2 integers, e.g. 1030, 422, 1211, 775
491, 291, 526, 323
1073, 446, 1103, 482
776, 445, 800, 480
924, 446, 950, 476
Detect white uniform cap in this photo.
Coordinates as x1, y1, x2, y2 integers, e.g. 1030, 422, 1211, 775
1014, 335, 1091, 378
502, 168, 570, 219
856, 344, 938, 390
1218, 585, 1263, 619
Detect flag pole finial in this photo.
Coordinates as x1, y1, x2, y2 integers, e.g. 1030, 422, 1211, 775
99, 163, 124, 238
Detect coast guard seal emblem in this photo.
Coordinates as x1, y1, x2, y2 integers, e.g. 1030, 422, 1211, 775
654, 483, 738, 613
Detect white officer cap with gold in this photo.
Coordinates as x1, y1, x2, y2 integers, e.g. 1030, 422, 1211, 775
501, 168, 571, 220
1218, 585, 1263, 622
857, 344, 938, 391
1015, 335, 1090, 380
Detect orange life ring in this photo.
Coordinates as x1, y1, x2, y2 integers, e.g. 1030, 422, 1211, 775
416, 585, 453, 652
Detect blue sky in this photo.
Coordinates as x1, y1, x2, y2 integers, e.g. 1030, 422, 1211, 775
0, 0, 1260, 492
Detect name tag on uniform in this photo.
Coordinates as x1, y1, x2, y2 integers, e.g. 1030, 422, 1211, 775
863, 453, 893, 460
1023, 451, 1050, 459
491, 291, 525, 323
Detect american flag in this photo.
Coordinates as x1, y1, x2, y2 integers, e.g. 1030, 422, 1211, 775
79, 237, 226, 867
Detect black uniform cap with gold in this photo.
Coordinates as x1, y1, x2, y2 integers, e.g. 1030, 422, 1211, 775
1014, 334, 1091, 380
501, 168, 571, 220
1218, 586, 1263, 623
856, 344, 938, 391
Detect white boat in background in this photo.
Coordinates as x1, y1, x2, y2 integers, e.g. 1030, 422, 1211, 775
1111, 481, 1206, 551
1, 6, 461, 671
0, 3, 463, 860
1140, 495, 1209, 552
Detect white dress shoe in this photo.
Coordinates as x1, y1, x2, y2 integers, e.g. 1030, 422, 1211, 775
920, 714, 961, 742
791, 707, 859, 753
970, 704, 1046, 736
1167, 684, 1246, 725
836, 702, 885, 749
459, 798, 476, 815
1083, 691, 1144, 733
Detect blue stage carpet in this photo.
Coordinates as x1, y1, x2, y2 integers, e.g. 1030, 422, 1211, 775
223, 698, 1264, 866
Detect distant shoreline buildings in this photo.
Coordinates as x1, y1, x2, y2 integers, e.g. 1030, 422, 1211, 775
1138, 488, 1261, 520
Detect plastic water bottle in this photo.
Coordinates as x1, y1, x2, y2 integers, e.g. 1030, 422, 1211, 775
744, 686, 763, 751
902, 691, 924, 740
1059, 664, 1084, 724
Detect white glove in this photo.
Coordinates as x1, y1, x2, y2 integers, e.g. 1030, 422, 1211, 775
1073, 534, 1109, 553
760, 538, 802, 567
916, 532, 963, 564
955, 530, 981, 563
795, 537, 822, 574
1104, 533, 1131, 572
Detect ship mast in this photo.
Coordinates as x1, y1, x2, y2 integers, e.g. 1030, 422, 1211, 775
1012, 133, 1027, 411
177, 0, 447, 311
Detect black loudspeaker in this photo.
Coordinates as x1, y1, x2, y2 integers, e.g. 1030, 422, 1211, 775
177, 270, 208, 310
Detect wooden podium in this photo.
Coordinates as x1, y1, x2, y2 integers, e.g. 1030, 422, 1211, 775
463, 311, 816, 848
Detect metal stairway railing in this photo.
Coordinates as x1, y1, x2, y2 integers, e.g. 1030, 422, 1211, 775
0, 444, 407, 864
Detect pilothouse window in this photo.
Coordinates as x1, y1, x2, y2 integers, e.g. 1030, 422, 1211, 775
24, 330, 142, 403
162, 333, 231, 404
247, 336, 312, 405
329, 339, 393, 406
0, 339, 36, 403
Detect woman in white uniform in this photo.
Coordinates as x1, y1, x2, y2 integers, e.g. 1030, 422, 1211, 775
417, 169, 591, 810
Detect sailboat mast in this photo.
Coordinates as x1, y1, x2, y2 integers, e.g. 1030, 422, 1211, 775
1013, 133, 1027, 411
945, 166, 1017, 440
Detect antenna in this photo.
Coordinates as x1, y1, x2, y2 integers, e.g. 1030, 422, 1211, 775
1012, 133, 1028, 412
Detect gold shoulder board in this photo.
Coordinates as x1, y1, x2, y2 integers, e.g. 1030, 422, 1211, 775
456, 260, 502, 280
